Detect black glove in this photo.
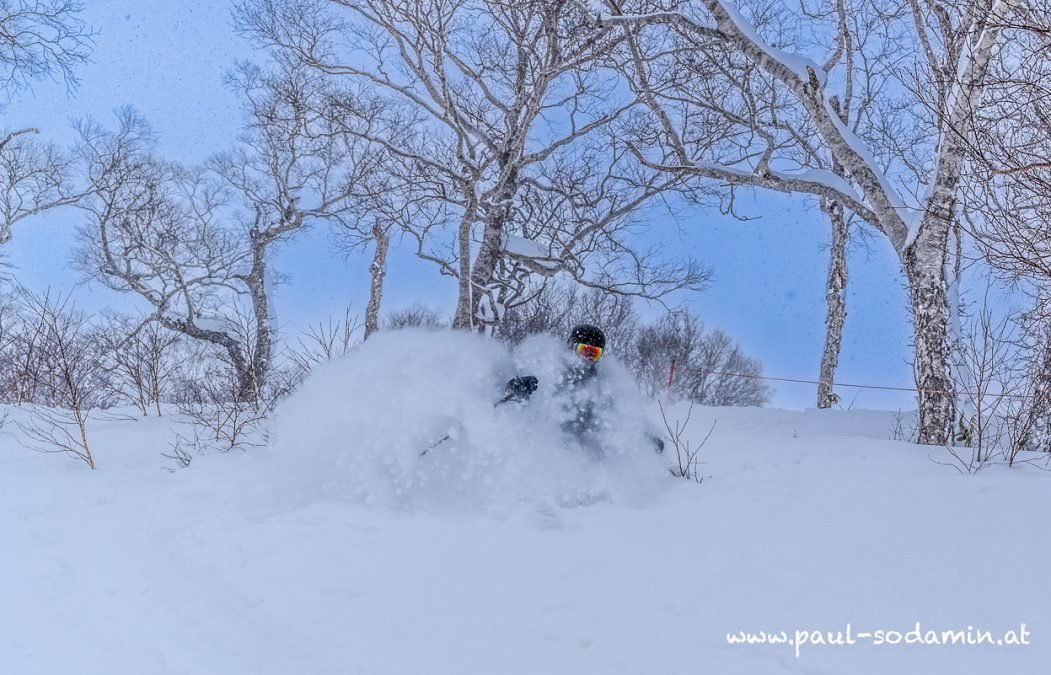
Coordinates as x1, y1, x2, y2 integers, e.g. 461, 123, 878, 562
503, 375, 539, 403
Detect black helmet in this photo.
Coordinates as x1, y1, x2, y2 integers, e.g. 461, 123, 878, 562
568, 324, 605, 349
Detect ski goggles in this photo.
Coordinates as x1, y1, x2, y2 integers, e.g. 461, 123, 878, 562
574, 343, 604, 362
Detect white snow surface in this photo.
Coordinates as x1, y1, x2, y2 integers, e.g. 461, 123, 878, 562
2, 330, 1049, 674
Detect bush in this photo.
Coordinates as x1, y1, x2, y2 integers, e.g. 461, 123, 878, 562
500, 281, 771, 407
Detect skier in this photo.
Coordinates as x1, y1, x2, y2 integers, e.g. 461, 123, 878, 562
421, 325, 664, 458
503, 325, 608, 448
504, 324, 605, 406
504, 324, 664, 454
556, 324, 608, 437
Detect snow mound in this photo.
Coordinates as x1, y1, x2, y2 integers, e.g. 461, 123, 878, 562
267, 329, 669, 513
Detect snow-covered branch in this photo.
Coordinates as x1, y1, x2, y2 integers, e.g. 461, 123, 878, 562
241, 0, 702, 330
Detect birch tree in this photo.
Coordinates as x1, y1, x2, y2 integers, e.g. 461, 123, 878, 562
77, 63, 377, 398
238, 0, 706, 331
0, 1, 93, 249
93, 314, 183, 416
593, 0, 1024, 444
76, 112, 261, 395
961, 6, 1051, 448
0, 0, 93, 94
817, 196, 850, 408
0, 128, 82, 247
964, 4, 1051, 291
12, 288, 103, 469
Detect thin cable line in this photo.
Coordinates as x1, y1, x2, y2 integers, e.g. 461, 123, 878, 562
673, 367, 1045, 400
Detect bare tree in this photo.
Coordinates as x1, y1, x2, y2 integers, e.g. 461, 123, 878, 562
0, 291, 33, 402
936, 295, 1051, 472
0, 127, 83, 247
0, 0, 93, 94
594, 0, 1025, 444
963, 8, 1051, 297
287, 304, 362, 377
94, 314, 183, 416
171, 365, 274, 455
238, 0, 707, 332
12, 288, 102, 469
497, 279, 641, 351
499, 279, 768, 405
0, 286, 105, 407
955, 8, 1051, 459
947, 301, 1014, 469
326, 133, 441, 340
659, 401, 714, 482
1006, 320, 1051, 464
0, 293, 13, 396
0, 1, 94, 247
77, 62, 377, 397
385, 303, 449, 331
168, 307, 303, 456
629, 311, 771, 406
76, 112, 259, 394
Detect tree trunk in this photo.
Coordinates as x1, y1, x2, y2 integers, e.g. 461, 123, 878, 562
1039, 323, 1051, 453
899, 0, 1009, 444
452, 197, 479, 330
467, 169, 518, 330
904, 216, 954, 445
817, 197, 848, 408
245, 230, 273, 403
160, 312, 253, 401
364, 223, 389, 339
468, 217, 508, 331
453, 199, 510, 331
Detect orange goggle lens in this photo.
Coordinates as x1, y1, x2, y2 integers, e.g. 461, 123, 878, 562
575, 343, 604, 361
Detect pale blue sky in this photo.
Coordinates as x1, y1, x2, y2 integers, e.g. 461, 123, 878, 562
2, 1, 924, 411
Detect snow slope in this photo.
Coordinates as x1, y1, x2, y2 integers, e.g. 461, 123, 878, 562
2, 332, 1048, 674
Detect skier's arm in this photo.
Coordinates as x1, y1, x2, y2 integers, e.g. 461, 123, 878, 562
500, 375, 539, 404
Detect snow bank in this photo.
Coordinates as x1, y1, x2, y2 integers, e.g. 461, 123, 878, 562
266, 329, 669, 513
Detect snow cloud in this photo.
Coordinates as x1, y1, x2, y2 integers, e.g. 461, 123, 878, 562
267, 329, 670, 514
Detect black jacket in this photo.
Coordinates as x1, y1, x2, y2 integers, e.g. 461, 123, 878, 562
505, 361, 605, 437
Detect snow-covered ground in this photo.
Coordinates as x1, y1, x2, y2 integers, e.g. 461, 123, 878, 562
2, 331, 1048, 674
